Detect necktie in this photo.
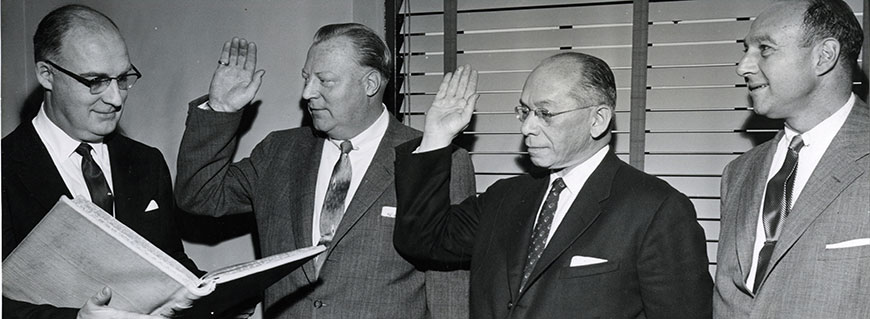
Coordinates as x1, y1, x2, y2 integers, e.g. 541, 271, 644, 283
519, 177, 567, 293
315, 140, 353, 274
74, 143, 113, 215
753, 135, 804, 293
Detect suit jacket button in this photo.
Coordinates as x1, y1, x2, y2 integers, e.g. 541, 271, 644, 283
314, 300, 323, 308
507, 301, 513, 309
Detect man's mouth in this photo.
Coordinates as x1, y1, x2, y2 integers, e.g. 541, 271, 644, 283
748, 83, 768, 91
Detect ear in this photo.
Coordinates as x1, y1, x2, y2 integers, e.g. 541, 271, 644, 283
813, 38, 840, 76
35, 61, 54, 90
364, 69, 383, 97
589, 105, 613, 139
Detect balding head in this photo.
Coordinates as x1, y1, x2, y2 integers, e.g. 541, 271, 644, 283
536, 52, 617, 110
33, 4, 122, 63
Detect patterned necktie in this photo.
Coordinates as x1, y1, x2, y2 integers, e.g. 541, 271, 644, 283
315, 140, 353, 274
519, 177, 567, 293
74, 143, 113, 215
753, 135, 804, 293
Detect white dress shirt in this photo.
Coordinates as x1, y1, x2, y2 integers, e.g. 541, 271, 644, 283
535, 145, 609, 245
32, 104, 115, 215
311, 106, 390, 245
745, 94, 855, 290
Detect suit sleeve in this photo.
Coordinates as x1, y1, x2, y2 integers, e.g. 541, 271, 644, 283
175, 96, 259, 217
636, 191, 713, 319
394, 139, 481, 269
152, 148, 202, 275
424, 146, 475, 319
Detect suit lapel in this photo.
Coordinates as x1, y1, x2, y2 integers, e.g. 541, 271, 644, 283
505, 176, 549, 299
330, 118, 404, 248
8, 123, 72, 211
284, 129, 323, 282
518, 152, 616, 298
107, 136, 139, 223
732, 135, 778, 293
761, 102, 870, 285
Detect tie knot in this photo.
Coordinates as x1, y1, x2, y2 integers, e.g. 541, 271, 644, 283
75, 143, 94, 157
339, 140, 353, 154
551, 177, 567, 194
789, 135, 805, 153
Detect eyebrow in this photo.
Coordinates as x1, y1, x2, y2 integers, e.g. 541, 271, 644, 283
744, 34, 776, 45
78, 67, 134, 79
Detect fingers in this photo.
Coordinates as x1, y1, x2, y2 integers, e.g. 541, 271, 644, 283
445, 65, 464, 97
435, 71, 453, 100
90, 286, 112, 307
229, 37, 240, 66
245, 42, 258, 70
464, 68, 478, 100
219, 41, 231, 66
237, 38, 249, 66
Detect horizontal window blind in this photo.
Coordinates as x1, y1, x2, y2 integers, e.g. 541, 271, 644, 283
394, 0, 866, 277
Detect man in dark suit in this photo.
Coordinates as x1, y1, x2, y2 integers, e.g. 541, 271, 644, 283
393, 54, 712, 318
175, 24, 475, 319
714, 1, 869, 318
1, 5, 198, 319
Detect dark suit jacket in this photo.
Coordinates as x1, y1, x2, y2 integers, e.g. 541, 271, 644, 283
175, 101, 475, 319
2, 122, 198, 319
394, 143, 713, 319
714, 100, 870, 318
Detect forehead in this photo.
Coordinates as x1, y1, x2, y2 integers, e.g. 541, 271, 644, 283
745, 2, 806, 44
60, 26, 130, 74
304, 37, 361, 73
520, 67, 575, 108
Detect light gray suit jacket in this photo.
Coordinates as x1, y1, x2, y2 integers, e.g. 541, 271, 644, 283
176, 99, 474, 319
714, 99, 870, 318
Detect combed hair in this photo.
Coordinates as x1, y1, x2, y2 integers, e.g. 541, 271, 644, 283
313, 23, 392, 82
799, 0, 863, 67
33, 4, 119, 62
544, 52, 617, 108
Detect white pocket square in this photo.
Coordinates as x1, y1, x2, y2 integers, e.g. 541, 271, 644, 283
570, 255, 607, 267
825, 238, 870, 249
380, 206, 396, 218
145, 200, 160, 212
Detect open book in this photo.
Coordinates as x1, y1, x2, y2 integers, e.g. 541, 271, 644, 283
2, 196, 325, 317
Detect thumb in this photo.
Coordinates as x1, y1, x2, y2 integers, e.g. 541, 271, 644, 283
246, 69, 266, 95
91, 286, 112, 306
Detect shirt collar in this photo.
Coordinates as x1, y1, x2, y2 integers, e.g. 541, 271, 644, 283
32, 103, 109, 160
783, 93, 855, 148
327, 104, 389, 152
550, 145, 610, 194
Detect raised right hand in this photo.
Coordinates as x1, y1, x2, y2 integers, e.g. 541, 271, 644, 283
208, 37, 266, 112
418, 65, 479, 152
77, 287, 164, 319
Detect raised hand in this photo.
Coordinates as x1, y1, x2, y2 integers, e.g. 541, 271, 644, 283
419, 65, 479, 152
208, 37, 266, 112
77, 287, 163, 319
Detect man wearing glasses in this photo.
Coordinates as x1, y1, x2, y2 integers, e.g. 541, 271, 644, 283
392, 54, 713, 318
2, 5, 198, 318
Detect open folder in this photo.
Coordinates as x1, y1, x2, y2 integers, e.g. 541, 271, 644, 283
2, 196, 325, 317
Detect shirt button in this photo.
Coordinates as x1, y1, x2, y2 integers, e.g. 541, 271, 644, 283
314, 300, 323, 308
507, 301, 513, 309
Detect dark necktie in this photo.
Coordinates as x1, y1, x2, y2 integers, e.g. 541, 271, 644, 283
315, 140, 353, 274
753, 135, 804, 293
74, 143, 113, 215
519, 177, 567, 293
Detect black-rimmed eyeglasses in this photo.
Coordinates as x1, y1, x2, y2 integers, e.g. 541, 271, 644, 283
43, 60, 141, 95
514, 104, 595, 123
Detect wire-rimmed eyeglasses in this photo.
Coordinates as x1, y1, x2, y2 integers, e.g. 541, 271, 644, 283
514, 104, 596, 123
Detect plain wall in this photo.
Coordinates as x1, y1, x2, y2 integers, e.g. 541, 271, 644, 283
1, 1, 384, 317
